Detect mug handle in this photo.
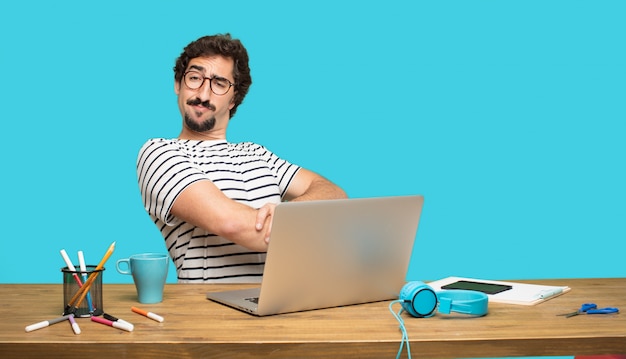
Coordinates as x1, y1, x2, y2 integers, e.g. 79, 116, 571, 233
116, 259, 132, 275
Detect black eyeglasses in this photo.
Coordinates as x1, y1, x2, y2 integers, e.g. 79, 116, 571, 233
183, 71, 235, 95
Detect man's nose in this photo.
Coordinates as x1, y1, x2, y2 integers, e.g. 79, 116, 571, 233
196, 80, 213, 100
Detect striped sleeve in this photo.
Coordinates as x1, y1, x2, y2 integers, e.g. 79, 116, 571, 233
250, 143, 300, 197
136, 139, 206, 226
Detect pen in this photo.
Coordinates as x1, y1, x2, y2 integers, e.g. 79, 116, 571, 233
132, 306, 164, 322
535, 288, 563, 300
25, 314, 72, 332
104, 313, 135, 331
65, 242, 115, 314
60, 249, 83, 286
91, 316, 134, 332
68, 314, 81, 335
77, 250, 95, 312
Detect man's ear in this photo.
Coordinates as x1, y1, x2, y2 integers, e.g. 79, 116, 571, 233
174, 80, 180, 95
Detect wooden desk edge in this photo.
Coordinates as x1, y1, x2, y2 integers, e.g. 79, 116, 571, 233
2, 337, 625, 359
1, 278, 624, 358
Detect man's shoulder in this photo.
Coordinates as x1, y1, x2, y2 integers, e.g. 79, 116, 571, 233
141, 137, 176, 147
139, 139, 271, 158
228, 141, 266, 151
141, 138, 224, 151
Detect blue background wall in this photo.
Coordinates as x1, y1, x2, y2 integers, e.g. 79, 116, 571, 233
1, 2, 623, 358
1, 0, 624, 289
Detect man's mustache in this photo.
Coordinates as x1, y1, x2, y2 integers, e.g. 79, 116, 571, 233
187, 98, 215, 111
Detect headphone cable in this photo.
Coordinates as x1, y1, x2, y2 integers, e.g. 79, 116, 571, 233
389, 300, 412, 359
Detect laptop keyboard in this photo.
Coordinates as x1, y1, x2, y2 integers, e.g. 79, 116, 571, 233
245, 297, 259, 304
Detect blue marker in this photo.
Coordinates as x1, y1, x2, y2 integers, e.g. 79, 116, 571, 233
78, 251, 95, 313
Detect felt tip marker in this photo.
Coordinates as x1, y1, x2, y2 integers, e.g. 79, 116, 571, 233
91, 316, 134, 332
131, 306, 164, 322
77, 250, 95, 313
103, 313, 134, 331
25, 314, 72, 332
60, 249, 84, 286
533, 288, 564, 300
68, 314, 81, 335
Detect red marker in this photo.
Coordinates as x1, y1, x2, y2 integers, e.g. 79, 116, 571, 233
103, 313, 134, 329
91, 316, 134, 332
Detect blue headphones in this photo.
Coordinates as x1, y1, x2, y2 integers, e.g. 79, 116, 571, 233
399, 281, 488, 317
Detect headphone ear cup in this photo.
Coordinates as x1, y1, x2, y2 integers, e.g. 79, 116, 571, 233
399, 281, 438, 318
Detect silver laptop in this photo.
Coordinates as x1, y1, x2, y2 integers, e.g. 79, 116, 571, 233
206, 195, 424, 316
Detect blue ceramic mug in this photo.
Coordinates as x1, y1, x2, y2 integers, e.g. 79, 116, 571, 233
116, 253, 168, 304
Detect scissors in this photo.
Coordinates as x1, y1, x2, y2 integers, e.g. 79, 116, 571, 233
558, 303, 619, 318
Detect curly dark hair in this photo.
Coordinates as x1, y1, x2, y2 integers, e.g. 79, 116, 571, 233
174, 34, 252, 118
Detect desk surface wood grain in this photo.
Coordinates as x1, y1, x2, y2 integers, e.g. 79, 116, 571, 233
1, 278, 624, 358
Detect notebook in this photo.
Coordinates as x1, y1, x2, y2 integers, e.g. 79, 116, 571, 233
206, 195, 424, 316
428, 276, 571, 305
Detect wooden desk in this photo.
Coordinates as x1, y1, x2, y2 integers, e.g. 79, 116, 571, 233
1, 278, 624, 358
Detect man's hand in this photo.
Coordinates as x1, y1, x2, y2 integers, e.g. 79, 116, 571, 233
255, 203, 277, 243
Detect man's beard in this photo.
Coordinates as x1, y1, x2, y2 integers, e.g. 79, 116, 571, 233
184, 97, 216, 132
184, 112, 216, 132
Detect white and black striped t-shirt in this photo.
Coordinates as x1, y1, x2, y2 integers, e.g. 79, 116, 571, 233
137, 138, 300, 283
